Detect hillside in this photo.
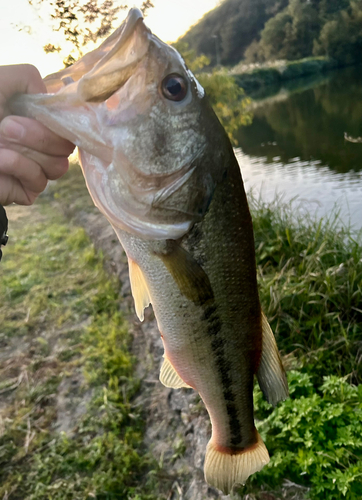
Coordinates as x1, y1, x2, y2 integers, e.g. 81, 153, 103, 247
181, 0, 362, 67
180, 0, 288, 66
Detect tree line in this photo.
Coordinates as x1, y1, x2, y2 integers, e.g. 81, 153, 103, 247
181, 0, 362, 66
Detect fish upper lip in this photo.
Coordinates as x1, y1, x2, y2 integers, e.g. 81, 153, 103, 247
116, 8, 144, 49
43, 8, 148, 95
85, 8, 145, 77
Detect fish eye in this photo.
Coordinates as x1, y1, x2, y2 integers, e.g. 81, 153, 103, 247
161, 74, 188, 102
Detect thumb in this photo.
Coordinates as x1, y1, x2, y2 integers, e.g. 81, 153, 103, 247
0, 64, 46, 116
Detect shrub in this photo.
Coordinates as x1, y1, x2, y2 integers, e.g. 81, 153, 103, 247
249, 371, 362, 500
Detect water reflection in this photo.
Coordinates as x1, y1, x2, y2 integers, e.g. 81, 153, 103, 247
236, 66, 362, 229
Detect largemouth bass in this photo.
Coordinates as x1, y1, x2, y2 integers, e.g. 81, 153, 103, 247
12, 9, 288, 494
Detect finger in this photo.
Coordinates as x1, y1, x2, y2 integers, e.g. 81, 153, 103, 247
0, 148, 48, 195
0, 173, 38, 206
0, 139, 70, 181
0, 116, 75, 157
0, 65, 46, 107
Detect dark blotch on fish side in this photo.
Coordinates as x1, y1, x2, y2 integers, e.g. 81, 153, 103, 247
226, 402, 242, 446
204, 305, 243, 447
186, 223, 203, 249
223, 388, 234, 402
202, 303, 218, 321
207, 318, 222, 336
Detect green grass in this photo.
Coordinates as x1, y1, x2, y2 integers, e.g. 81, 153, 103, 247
252, 197, 362, 386
248, 371, 362, 500
2, 164, 362, 499
0, 200, 161, 499
246, 197, 362, 500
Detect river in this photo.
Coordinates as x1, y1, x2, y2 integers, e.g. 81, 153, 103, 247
236, 66, 362, 231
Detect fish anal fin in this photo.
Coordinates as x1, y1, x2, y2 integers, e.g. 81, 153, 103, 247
128, 258, 151, 321
157, 242, 214, 306
159, 356, 191, 389
256, 311, 289, 406
204, 432, 269, 494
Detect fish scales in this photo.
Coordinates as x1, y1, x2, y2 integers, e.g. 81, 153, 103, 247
118, 150, 261, 451
183, 155, 262, 448
11, 8, 288, 494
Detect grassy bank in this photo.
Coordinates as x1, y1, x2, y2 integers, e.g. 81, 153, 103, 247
1, 164, 362, 499
247, 198, 362, 500
0, 198, 161, 499
231, 56, 341, 98
253, 198, 362, 386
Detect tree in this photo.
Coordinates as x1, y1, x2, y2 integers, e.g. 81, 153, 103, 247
318, 0, 349, 18
181, 0, 289, 66
29, 0, 154, 66
256, 0, 321, 61
313, 1, 362, 64
256, 11, 293, 60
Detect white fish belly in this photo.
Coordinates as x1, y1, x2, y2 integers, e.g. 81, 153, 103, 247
117, 229, 233, 445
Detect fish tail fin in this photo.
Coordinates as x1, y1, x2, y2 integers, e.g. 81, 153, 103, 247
204, 432, 269, 494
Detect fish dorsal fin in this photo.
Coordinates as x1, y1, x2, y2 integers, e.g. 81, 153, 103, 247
128, 258, 151, 321
159, 356, 191, 389
256, 312, 289, 406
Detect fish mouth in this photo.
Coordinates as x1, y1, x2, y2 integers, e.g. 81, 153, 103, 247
12, 9, 209, 241
44, 8, 149, 99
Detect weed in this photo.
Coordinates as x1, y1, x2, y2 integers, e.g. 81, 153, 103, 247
3, 164, 362, 499
247, 371, 362, 500
251, 197, 362, 386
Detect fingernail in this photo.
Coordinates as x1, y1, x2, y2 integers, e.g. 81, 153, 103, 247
0, 118, 25, 141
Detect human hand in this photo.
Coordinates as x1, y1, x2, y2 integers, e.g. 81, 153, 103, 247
0, 64, 75, 206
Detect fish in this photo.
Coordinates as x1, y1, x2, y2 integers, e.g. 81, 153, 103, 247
11, 8, 288, 494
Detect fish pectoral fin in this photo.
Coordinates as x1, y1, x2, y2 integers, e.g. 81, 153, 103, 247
128, 258, 151, 321
256, 311, 289, 406
157, 242, 214, 306
204, 432, 269, 494
159, 356, 191, 389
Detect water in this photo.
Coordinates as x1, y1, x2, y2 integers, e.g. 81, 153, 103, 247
236, 66, 362, 231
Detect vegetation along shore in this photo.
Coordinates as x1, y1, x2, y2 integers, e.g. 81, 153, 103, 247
2, 0, 362, 497
180, 0, 362, 98
1, 165, 361, 499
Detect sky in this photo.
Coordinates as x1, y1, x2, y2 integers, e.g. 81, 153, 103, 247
0, 0, 221, 77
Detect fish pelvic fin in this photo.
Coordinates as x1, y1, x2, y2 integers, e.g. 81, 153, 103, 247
159, 356, 191, 389
204, 432, 269, 494
256, 311, 289, 406
128, 258, 151, 321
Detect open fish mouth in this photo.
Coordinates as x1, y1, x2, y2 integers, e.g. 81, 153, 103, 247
44, 8, 149, 98
10, 8, 218, 241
